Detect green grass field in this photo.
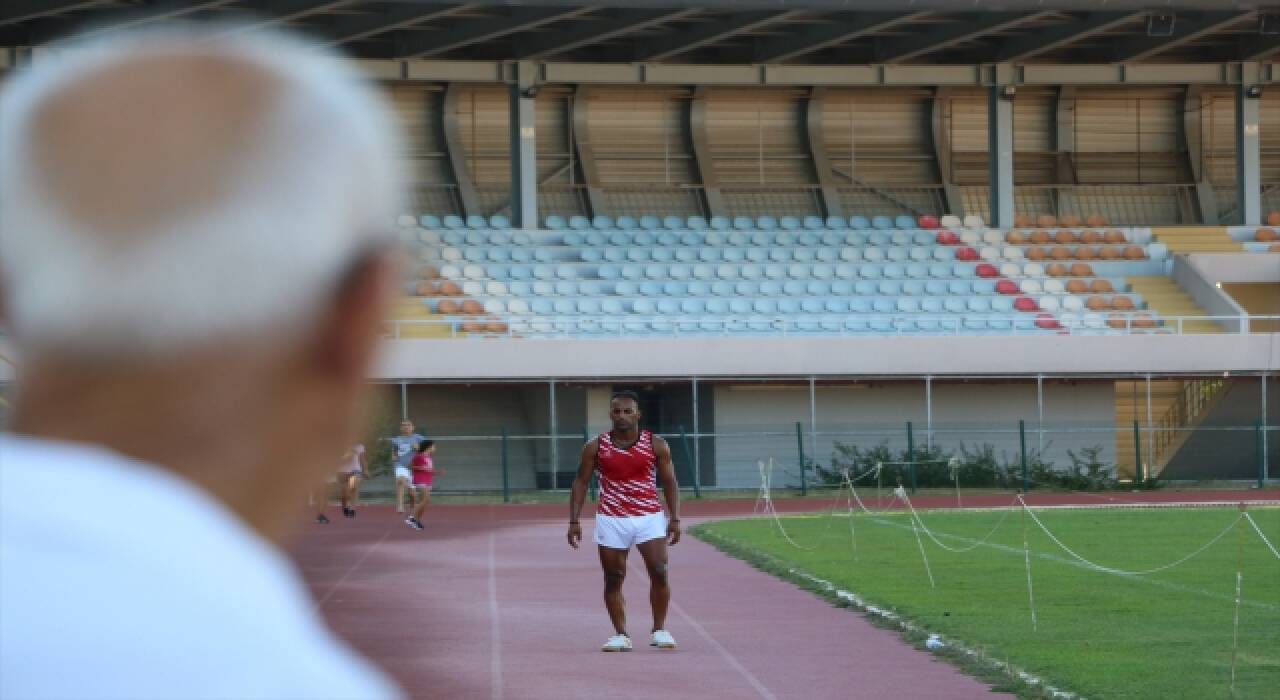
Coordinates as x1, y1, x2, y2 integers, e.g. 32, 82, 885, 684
695, 505, 1280, 699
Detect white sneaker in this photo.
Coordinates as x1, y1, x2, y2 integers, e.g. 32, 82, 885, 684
601, 634, 632, 652
649, 629, 677, 649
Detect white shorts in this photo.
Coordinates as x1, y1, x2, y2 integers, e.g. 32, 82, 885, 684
593, 512, 667, 550
395, 467, 411, 482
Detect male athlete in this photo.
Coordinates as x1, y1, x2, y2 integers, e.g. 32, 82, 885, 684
568, 391, 681, 652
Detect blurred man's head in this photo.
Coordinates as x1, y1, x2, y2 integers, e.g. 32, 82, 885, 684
0, 26, 405, 541
399, 420, 415, 437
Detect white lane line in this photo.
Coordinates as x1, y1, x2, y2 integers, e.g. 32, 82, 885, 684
628, 559, 778, 700
489, 530, 504, 700
316, 528, 391, 607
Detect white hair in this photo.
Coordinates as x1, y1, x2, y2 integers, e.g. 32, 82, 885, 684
0, 26, 404, 357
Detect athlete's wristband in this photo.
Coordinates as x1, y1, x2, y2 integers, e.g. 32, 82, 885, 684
569, 520, 579, 525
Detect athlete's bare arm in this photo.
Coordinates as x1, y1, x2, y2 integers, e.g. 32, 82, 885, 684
653, 436, 681, 545
567, 438, 598, 549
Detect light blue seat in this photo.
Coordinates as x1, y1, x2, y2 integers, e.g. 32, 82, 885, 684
839, 248, 862, 263
632, 298, 656, 314
532, 265, 554, 280
749, 232, 771, 247
620, 265, 643, 280
443, 215, 465, 229
928, 263, 950, 278
887, 249, 909, 264
803, 216, 825, 230
723, 248, 746, 263
785, 263, 808, 280
604, 248, 626, 263
753, 298, 777, 314
488, 249, 511, 263
967, 297, 991, 312
462, 249, 484, 263
659, 232, 682, 247
489, 214, 510, 229
760, 280, 784, 295
768, 248, 789, 263
580, 280, 604, 296
844, 232, 867, 247
933, 248, 954, 261
859, 265, 882, 280
783, 280, 806, 295
715, 265, 737, 280
489, 231, 512, 246
657, 299, 681, 315
669, 265, 691, 280
906, 264, 928, 279
868, 232, 891, 246
555, 281, 579, 297
798, 232, 821, 247
592, 215, 614, 229
598, 264, 621, 280
757, 215, 778, 230
733, 216, 755, 230
511, 232, 532, 246
925, 281, 947, 295
711, 280, 734, 296
531, 280, 554, 296
844, 316, 870, 332
691, 264, 714, 280
543, 215, 566, 230
658, 215, 680, 231
883, 264, 905, 279
793, 249, 816, 263
952, 263, 975, 278
780, 216, 802, 231
988, 318, 1013, 330
706, 299, 730, 314
902, 280, 925, 296
729, 298, 752, 314
652, 248, 674, 262
872, 215, 894, 230
568, 215, 590, 230
580, 248, 603, 263
697, 248, 719, 263
912, 231, 933, 245
878, 280, 903, 295
709, 216, 731, 231
731, 281, 754, 296
834, 263, 858, 280
552, 299, 575, 314
832, 280, 854, 295
639, 215, 661, 230
644, 264, 665, 280
777, 298, 801, 314
530, 298, 554, 315
991, 297, 1014, 313
825, 216, 848, 229
825, 298, 850, 313
531, 249, 553, 263
890, 231, 911, 246
419, 214, 441, 229
895, 215, 916, 230
640, 281, 663, 296
909, 248, 930, 262
850, 215, 871, 229
819, 248, 840, 265
508, 265, 532, 281
687, 216, 708, 230
849, 297, 872, 313
744, 248, 767, 263
723, 231, 746, 246
633, 231, 656, 246
807, 281, 832, 296
921, 298, 943, 313
944, 297, 966, 313
872, 298, 894, 313
800, 299, 823, 313
812, 265, 834, 280
615, 280, 638, 296
670, 248, 693, 263
682, 232, 706, 247
820, 232, 843, 247
561, 231, 584, 247
897, 297, 921, 313
740, 264, 763, 280
774, 231, 797, 247
972, 279, 996, 295
601, 299, 624, 314
508, 280, 531, 296
948, 280, 970, 295
585, 231, 607, 246
556, 265, 577, 280
616, 215, 637, 230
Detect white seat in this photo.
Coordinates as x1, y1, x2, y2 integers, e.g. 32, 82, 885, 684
1083, 313, 1106, 329
1023, 263, 1046, 277
1062, 296, 1084, 312
1038, 296, 1060, 312
462, 281, 484, 296
1043, 279, 1065, 294
940, 215, 962, 228
485, 281, 508, 296
1020, 279, 1042, 294
999, 263, 1021, 277
441, 247, 463, 262
979, 247, 999, 261
983, 230, 1004, 245
439, 264, 461, 279
1002, 247, 1025, 261
963, 215, 985, 230
960, 231, 981, 245
482, 299, 505, 314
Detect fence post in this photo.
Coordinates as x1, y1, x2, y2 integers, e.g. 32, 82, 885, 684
1258, 420, 1266, 490
1132, 420, 1144, 485
907, 421, 917, 495
1019, 419, 1029, 492
795, 421, 807, 496
501, 426, 510, 504
583, 426, 597, 502
678, 425, 701, 499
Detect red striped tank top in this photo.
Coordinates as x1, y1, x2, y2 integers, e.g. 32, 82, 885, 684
595, 430, 663, 518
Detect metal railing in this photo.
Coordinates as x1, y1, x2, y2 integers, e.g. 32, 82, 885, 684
1150, 378, 1227, 467
384, 314, 1279, 340
960, 184, 1200, 226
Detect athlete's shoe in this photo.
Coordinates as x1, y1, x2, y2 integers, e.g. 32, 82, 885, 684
601, 634, 632, 652
406, 517, 424, 531
315, 514, 330, 524
649, 629, 677, 649
343, 507, 356, 518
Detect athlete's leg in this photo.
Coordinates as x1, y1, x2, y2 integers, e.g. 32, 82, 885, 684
635, 537, 670, 632
413, 486, 430, 521
598, 546, 629, 636
340, 475, 353, 510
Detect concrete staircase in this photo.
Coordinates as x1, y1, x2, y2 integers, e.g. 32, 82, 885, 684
1114, 378, 1227, 479
387, 297, 453, 339
1150, 227, 1238, 253
1125, 277, 1222, 333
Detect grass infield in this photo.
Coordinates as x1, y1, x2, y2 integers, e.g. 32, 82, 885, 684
694, 505, 1280, 699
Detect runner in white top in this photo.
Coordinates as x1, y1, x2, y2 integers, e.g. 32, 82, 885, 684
338, 443, 369, 518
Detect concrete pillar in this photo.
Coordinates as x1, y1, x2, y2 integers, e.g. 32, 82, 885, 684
509, 61, 538, 228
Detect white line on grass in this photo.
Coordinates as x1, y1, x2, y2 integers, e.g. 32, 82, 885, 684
317, 528, 391, 607
489, 531, 503, 700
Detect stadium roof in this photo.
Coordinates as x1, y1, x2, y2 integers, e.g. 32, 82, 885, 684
1, 1, 1277, 65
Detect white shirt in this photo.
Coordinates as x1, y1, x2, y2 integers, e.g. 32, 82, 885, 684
0, 435, 403, 700
342, 443, 366, 474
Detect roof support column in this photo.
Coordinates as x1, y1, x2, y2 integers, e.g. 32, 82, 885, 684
1236, 62, 1262, 226
442, 83, 481, 218
805, 87, 842, 218
988, 66, 1015, 228
690, 86, 726, 219
930, 87, 964, 217
1183, 85, 1219, 224
509, 61, 538, 228
571, 84, 607, 218
1053, 86, 1078, 218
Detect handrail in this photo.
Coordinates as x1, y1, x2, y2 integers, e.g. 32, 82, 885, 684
384, 313, 1280, 340
1151, 378, 1226, 467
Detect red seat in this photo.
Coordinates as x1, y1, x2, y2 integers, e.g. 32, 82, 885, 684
1014, 297, 1039, 312
955, 245, 978, 260
936, 230, 960, 245
1034, 314, 1060, 329
996, 279, 1019, 294
975, 263, 998, 277
918, 215, 940, 229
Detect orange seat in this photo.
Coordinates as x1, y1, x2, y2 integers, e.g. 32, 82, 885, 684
1256, 227, 1279, 242
1098, 247, 1121, 260
1132, 313, 1155, 329
1036, 214, 1058, 227
1112, 296, 1135, 311
1090, 279, 1114, 293
1106, 313, 1127, 329
1047, 263, 1069, 277
1026, 247, 1047, 261
461, 322, 485, 333
1123, 246, 1146, 259
1086, 295, 1110, 311
1266, 211, 1280, 226
414, 281, 438, 296
1050, 247, 1072, 260
437, 299, 460, 314
1014, 214, 1032, 227
1054, 230, 1076, 244
1060, 214, 1082, 227
1030, 229, 1051, 244
1070, 263, 1094, 277
1065, 279, 1088, 294
1080, 230, 1102, 244
1103, 229, 1126, 244
418, 265, 439, 279
486, 321, 509, 334
1075, 246, 1096, 260
1006, 230, 1026, 244
461, 299, 483, 315
440, 281, 462, 296
1086, 214, 1107, 227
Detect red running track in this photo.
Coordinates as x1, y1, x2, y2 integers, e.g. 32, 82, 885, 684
293, 501, 1003, 700
293, 491, 1276, 699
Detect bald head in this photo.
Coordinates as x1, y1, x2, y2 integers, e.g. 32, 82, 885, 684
0, 27, 404, 357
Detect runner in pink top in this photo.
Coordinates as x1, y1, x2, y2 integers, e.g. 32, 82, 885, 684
568, 391, 681, 653
405, 441, 443, 531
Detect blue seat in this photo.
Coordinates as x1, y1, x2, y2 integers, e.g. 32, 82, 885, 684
682, 232, 705, 247
632, 231, 656, 247
511, 232, 531, 246
443, 215, 465, 229
882, 264, 905, 279
620, 266, 643, 280
849, 215, 871, 229
920, 298, 943, 313
706, 298, 730, 314
639, 215, 661, 230
859, 265, 883, 280
419, 214, 441, 229
753, 299, 778, 314
913, 231, 934, 245
651, 248, 674, 262
804, 216, 825, 230
798, 232, 821, 247
687, 216, 708, 230
601, 299, 624, 315
616, 215, 637, 230
909, 248, 930, 262
952, 263, 976, 278
872, 215, 894, 230
897, 297, 921, 313
531, 280, 555, 296
614, 280, 638, 296
928, 263, 950, 279
568, 215, 590, 230
508, 265, 532, 281
807, 281, 832, 296
944, 297, 967, 313
760, 280, 784, 296
729, 298, 752, 314
793, 249, 815, 263
895, 215, 916, 230
588, 215, 612, 229
972, 279, 996, 295
780, 216, 802, 231
773, 231, 796, 247
585, 231, 607, 246
489, 214, 510, 229
784, 263, 807, 280
554, 280, 577, 296
778, 298, 801, 314
544, 215, 566, 230
967, 297, 991, 312
711, 280, 734, 296
991, 297, 1014, 313
844, 232, 867, 246
868, 232, 891, 246
825, 216, 848, 229
783, 280, 806, 296
738, 264, 761, 280
640, 281, 663, 296
657, 299, 680, 314
757, 215, 778, 230
465, 215, 487, 229
878, 280, 903, 295
561, 231, 584, 247
925, 280, 947, 295
488, 231, 512, 246
644, 265, 665, 280
800, 299, 823, 313
849, 298, 872, 313
598, 264, 621, 280
632, 298, 656, 314
488, 249, 511, 263
825, 298, 850, 313
933, 247, 955, 261
820, 232, 843, 247
709, 216, 731, 231
580, 249, 603, 263
906, 264, 929, 279
553, 299, 575, 314
674, 248, 696, 263
872, 298, 894, 313
902, 280, 925, 296
831, 280, 854, 296
812, 265, 834, 280
733, 216, 755, 230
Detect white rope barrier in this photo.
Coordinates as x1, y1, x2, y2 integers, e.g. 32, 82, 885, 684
1243, 512, 1280, 561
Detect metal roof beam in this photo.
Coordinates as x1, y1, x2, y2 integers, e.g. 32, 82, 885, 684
514, 8, 698, 60
1232, 33, 1280, 62
638, 10, 801, 62
876, 11, 1055, 63
392, 6, 593, 59
0, 1, 108, 29
312, 3, 468, 47
1110, 11, 1256, 62
994, 11, 1147, 62
755, 12, 928, 64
